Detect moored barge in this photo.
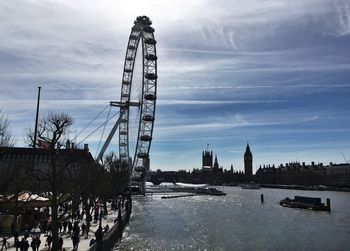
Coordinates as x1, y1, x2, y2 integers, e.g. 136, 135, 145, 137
280, 196, 330, 211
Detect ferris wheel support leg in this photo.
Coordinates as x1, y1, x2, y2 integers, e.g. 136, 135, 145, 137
96, 109, 126, 162
140, 157, 149, 194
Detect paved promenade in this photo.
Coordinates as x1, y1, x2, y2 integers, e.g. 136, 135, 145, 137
3, 204, 120, 251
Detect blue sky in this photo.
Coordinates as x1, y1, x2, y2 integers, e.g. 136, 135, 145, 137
1, 0, 350, 172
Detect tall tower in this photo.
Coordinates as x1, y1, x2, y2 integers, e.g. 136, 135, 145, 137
244, 143, 253, 176
213, 155, 219, 170
202, 150, 213, 168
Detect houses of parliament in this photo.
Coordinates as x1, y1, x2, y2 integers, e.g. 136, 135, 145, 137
201, 143, 253, 176
148, 143, 350, 188
148, 144, 254, 185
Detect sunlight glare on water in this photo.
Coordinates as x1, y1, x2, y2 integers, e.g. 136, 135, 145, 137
115, 187, 350, 250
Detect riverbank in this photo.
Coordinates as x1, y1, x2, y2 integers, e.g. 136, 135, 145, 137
257, 183, 350, 192
3, 201, 131, 251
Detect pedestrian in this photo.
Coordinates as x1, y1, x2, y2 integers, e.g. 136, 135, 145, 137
35, 236, 41, 250
19, 238, 25, 251
73, 222, 80, 236
76, 210, 80, 221
58, 221, 62, 233
81, 222, 86, 236
24, 231, 29, 240
67, 221, 72, 235
30, 238, 37, 251
45, 234, 52, 250
44, 207, 49, 217
93, 210, 98, 223
1, 237, 9, 251
80, 210, 85, 221
118, 200, 121, 211
13, 231, 19, 248
71, 233, 80, 250
103, 224, 109, 234
89, 238, 95, 247
63, 220, 68, 233
23, 240, 29, 251
122, 193, 126, 208
40, 220, 47, 234
85, 221, 90, 239
58, 237, 63, 250
95, 226, 103, 242
47, 223, 52, 235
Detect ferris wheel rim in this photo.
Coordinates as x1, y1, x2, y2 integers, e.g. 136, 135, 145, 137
119, 16, 157, 175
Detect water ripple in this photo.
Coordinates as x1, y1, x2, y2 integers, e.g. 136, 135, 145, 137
115, 187, 350, 251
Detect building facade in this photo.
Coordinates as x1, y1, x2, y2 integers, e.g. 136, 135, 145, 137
0, 145, 95, 193
202, 150, 213, 169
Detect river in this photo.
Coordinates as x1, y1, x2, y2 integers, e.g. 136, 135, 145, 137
114, 187, 350, 250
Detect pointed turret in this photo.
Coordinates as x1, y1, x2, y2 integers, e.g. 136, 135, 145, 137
213, 154, 219, 170
246, 142, 251, 153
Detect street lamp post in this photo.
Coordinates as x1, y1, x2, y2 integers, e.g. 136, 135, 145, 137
99, 204, 103, 228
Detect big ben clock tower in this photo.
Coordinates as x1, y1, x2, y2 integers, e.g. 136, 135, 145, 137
244, 143, 253, 176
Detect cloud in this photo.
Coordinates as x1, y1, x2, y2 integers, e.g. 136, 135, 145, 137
1, 0, 350, 171
157, 99, 287, 105
334, 1, 350, 36
154, 109, 322, 139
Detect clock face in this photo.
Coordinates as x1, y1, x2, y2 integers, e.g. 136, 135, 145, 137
245, 156, 252, 161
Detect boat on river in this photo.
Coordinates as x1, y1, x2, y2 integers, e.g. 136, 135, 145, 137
195, 187, 226, 196
280, 196, 330, 211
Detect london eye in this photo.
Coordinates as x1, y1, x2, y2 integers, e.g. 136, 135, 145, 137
96, 16, 157, 190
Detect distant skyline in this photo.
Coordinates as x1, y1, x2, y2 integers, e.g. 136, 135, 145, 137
1, 0, 350, 172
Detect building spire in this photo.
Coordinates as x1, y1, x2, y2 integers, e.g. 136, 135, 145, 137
213, 154, 219, 169
246, 141, 251, 152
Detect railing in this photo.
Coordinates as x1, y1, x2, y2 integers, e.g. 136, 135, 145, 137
87, 209, 130, 251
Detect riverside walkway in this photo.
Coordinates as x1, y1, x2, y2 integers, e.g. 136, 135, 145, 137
3, 202, 129, 251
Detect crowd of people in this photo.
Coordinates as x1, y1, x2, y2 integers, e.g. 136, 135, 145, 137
0, 194, 132, 251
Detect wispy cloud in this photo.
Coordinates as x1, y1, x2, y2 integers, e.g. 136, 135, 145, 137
1, 0, 350, 170
334, 1, 350, 36
157, 99, 287, 105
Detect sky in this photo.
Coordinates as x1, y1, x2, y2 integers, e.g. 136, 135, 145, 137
1, 0, 350, 172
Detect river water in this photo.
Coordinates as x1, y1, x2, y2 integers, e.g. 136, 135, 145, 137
114, 187, 350, 250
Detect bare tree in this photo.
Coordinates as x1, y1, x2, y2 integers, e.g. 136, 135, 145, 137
26, 112, 72, 148
0, 108, 15, 146
104, 152, 130, 197
26, 112, 73, 251
77, 161, 106, 238
103, 152, 131, 215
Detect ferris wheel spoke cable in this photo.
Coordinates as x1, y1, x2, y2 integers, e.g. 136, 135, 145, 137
77, 110, 120, 145
72, 104, 110, 143
95, 105, 112, 158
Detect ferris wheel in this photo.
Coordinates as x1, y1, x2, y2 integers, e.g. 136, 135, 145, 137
97, 16, 157, 182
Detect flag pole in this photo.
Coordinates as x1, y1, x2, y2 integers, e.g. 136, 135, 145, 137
33, 86, 41, 148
